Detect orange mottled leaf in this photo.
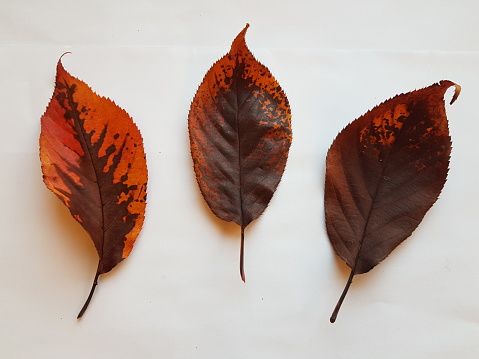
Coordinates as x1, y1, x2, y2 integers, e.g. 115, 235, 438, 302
325, 81, 460, 322
40, 55, 148, 318
188, 24, 292, 281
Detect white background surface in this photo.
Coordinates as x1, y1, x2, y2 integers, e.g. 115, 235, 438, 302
1, 1, 479, 358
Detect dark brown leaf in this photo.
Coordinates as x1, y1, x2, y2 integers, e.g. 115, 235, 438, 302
188, 24, 292, 281
325, 80, 460, 322
40, 55, 148, 318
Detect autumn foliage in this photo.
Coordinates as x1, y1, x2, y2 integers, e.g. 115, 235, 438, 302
188, 24, 292, 281
38, 31, 461, 324
40, 55, 148, 318
325, 81, 460, 322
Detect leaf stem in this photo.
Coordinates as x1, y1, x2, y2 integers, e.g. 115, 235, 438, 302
240, 226, 246, 282
77, 270, 100, 319
330, 267, 355, 323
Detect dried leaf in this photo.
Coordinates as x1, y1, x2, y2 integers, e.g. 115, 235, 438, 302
188, 24, 292, 281
40, 55, 148, 318
325, 81, 460, 322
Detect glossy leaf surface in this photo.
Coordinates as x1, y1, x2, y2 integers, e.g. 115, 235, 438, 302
325, 80, 460, 322
40, 56, 147, 318
188, 24, 292, 281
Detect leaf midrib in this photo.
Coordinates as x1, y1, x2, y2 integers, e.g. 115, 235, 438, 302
234, 53, 245, 227
350, 113, 410, 274
63, 77, 106, 260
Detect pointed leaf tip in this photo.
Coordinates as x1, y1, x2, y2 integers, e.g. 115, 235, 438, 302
437, 80, 461, 105
449, 83, 461, 105
59, 51, 72, 62
232, 24, 250, 51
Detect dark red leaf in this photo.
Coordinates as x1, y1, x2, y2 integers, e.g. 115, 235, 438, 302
188, 24, 292, 281
40, 55, 148, 318
325, 80, 460, 322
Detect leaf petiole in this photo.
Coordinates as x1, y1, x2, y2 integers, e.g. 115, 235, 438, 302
240, 226, 246, 282
330, 268, 355, 323
77, 269, 100, 319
